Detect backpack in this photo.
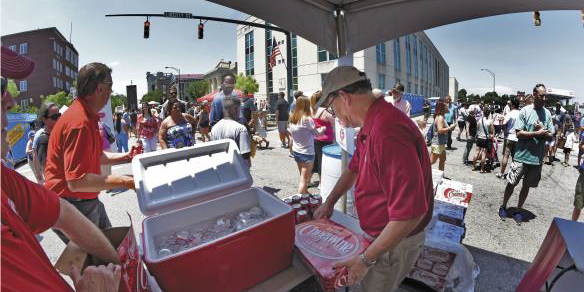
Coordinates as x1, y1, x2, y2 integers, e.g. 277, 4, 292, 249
426, 121, 435, 146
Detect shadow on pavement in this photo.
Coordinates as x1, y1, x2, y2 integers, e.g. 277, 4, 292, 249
505, 207, 537, 223
466, 245, 531, 292
262, 186, 281, 195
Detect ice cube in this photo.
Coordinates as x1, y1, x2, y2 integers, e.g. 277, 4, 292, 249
158, 248, 172, 257
249, 207, 263, 217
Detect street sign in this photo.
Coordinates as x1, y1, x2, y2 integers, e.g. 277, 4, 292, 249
164, 12, 193, 18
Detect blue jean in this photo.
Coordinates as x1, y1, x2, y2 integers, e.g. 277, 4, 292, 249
116, 133, 129, 152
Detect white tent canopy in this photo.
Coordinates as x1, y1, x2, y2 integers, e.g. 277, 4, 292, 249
207, 0, 584, 55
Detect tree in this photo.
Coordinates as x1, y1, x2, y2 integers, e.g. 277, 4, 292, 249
141, 90, 163, 104
458, 89, 467, 100
187, 80, 210, 101
111, 93, 128, 113
235, 73, 259, 95
40, 91, 72, 108
7, 79, 20, 98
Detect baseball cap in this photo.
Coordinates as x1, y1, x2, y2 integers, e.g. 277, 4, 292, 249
318, 66, 368, 108
1, 46, 35, 79
28, 131, 35, 138
392, 83, 405, 93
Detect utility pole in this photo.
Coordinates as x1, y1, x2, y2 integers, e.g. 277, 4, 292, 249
480, 68, 496, 95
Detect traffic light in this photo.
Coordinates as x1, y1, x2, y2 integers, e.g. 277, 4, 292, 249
144, 20, 150, 38
198, 23, 204, 39
533, 11, 541, 26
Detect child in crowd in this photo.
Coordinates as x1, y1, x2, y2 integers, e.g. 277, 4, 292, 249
252, 111, 270, 149
417, 118, 427, 136
573, 138, 584, 221
563, 130, 577, 167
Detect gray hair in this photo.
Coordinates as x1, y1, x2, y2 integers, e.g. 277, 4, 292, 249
223, 96, 241, 119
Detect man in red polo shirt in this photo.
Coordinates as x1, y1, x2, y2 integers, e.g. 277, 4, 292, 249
313, 66, 434, 292
45, 62, 134, 243
1, 45, 121, 291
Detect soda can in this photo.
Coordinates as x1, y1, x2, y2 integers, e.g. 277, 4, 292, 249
291, 195, 301, 204
309, 199, 320, 217
301, 194, 311, 201
299, 200, 309, 211
311, 194, 323, 204
283, 198, 293, 205
296, 210, 309, 224
292, 203, 302, 217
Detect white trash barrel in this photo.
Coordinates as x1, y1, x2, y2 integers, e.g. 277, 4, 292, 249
320, 144, 356, 215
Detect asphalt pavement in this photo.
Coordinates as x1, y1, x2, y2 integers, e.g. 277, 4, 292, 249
16, 122, 582, 292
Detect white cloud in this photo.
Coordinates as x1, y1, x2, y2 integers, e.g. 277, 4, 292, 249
108, 61, 120, 67
468, 85, 515, 96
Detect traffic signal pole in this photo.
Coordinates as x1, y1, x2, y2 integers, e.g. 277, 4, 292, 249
106, 12, 294, 99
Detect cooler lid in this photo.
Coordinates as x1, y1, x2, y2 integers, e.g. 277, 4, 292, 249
132, 139, 253, 216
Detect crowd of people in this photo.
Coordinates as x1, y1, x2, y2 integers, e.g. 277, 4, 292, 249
417, 85, 583, 224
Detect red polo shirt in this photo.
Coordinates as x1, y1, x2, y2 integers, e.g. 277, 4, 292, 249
45, 98, 103, 199
348, 98, 434, 238
1, 165, 74, 292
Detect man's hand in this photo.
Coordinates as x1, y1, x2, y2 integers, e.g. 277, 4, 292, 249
119, 175, 135, 190
312, 202, 333, 220
72, 264, 121, 292
121, 152, 133, 163
535, 128, 549, 138
333, 255, 369, 286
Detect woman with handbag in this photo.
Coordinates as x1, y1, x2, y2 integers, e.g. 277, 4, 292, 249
473, 107, 495, 173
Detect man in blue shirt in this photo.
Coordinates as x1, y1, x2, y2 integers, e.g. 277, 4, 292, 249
210, 73, 237, 127
444, 95, 457, 149
499, 84, 554, 225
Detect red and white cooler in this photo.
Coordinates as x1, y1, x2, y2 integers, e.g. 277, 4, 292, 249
132, 140, 295, 292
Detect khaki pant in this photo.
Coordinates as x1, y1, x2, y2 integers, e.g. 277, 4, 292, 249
361, 231, 426, 292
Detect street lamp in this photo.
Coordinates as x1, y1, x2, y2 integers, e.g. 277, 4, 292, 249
480, 68, 496, 95
165, 66, 181, 101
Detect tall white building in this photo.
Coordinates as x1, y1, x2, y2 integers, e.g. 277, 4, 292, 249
449, 77, 459, 102
236, 16, 449, 106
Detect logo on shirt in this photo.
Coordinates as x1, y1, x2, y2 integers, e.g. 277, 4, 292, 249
295, 222, 360, 260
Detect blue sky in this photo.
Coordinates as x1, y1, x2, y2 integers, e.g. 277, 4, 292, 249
2, 0, 583, 100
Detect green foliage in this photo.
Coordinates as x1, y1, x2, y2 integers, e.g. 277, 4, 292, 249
235, 73, 259, 94
8, 104, 22, 113
25, 105, 39, 114
40, 91, 73, 108
141, 90, 163, 103
458, 89, 467, 100
7, 79, 20, 98
187, 80, 210, 100
111, 93, 128, 113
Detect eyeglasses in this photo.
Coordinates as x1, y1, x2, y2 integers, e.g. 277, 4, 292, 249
325, 95, 338, 117
47, 113, 61, 121
170, 92, 177, 95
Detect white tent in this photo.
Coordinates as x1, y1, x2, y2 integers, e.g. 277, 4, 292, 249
207, 0, 584, 55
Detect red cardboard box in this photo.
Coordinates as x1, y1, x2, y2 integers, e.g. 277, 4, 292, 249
295, 219, 371, 292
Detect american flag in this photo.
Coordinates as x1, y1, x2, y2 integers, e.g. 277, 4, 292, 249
269, 37, 282, 68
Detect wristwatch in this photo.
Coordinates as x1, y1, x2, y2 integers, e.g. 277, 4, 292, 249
359, 252, 376, 268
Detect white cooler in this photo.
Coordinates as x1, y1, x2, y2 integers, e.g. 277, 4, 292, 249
132, 140, 295, 292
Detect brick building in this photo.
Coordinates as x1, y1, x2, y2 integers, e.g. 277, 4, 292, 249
1, 27, 79, 109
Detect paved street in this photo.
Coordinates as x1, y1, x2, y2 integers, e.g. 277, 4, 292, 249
17, 122, 581, 292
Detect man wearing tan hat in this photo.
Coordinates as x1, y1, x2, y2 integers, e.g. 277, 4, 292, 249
313, 66, 433, 291
1, 45, 121, 291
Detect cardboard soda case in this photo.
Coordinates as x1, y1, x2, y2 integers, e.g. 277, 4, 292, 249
435, 179, 473, 207
408, 246, 457, 292
295, 219, 371, 292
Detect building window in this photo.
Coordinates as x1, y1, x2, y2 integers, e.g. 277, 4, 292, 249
405, 35, 411, 76
65, 47, 71, 62
65, 66, 69, 77
378, 74, 386, 90
19, 43, 28, 54
9, 45, 16, 52
53, 77, 57, 88
321, 73, 328, 87
393, 38, 401, 71
292, 34, 298, 91
245, 31, 254, 76
65, 81, 70, 91
407, 82, 412, 93
376, 44, 386, 65
413, 36, 418, 78
395, 78, 401, 87
19, 80, 27, 92
21, 100, 28, 110
317, 46, 337, 62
